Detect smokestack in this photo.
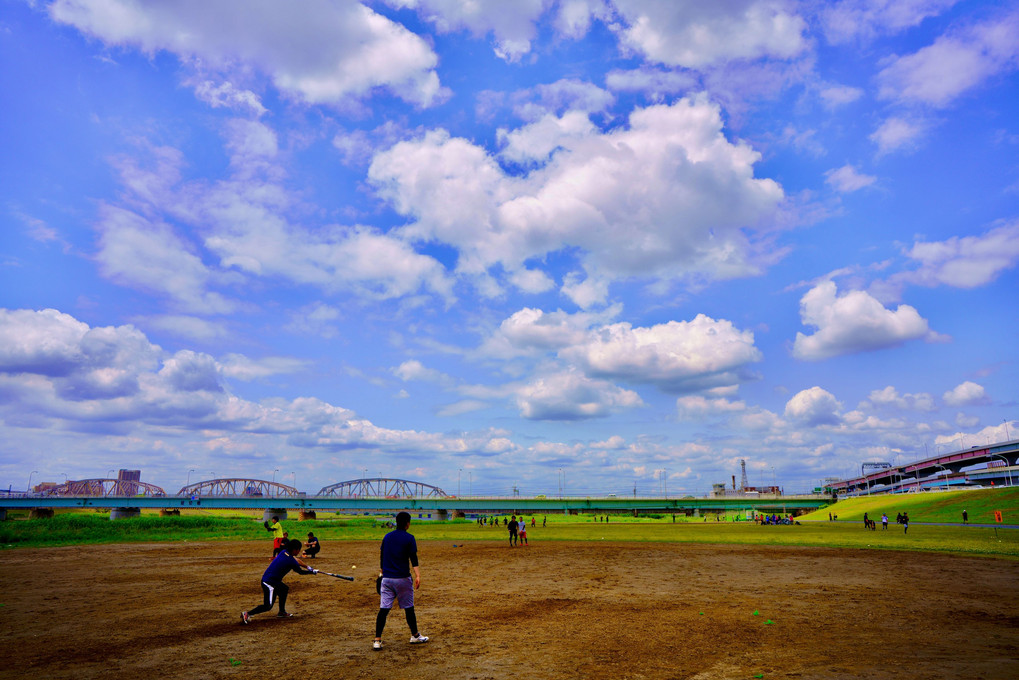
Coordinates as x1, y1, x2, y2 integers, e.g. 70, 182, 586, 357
732, 475, 736, 490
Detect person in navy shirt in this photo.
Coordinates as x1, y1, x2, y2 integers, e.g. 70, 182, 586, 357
373, 511, 428, 649
241, 539, 317, 623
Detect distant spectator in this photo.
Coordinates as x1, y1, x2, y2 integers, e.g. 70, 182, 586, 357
962, 509, 968, 524
903, 512, 910, 534
881, 514, 888, 530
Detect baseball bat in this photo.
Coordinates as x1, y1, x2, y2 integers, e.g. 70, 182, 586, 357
317, 570, 354, 581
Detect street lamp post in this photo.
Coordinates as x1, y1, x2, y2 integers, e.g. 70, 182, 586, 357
990, 454, 1013, 487
27, 470, 38, 494
187, 469, 195, 487
934, 464, 950, 492
458, 468, 462, 496
272, 468, 279, 484
291, 471, 296, 490
469, 471, 472, 497
1005, 419, 1012, 441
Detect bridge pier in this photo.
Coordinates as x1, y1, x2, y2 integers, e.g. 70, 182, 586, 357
110, 507, 141, 520
263, 508, 289, 523
435, 509, 449, 521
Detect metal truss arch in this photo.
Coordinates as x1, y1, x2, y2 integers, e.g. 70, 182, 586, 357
315, 478, 448, 498
44, 479, 167, 497
176, 479, 299, 498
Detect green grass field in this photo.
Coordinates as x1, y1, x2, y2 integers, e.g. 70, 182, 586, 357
2, 487, 1017, 558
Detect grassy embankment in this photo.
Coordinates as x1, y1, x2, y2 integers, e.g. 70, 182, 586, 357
2, 487, 1017, 558
797, 486, 1019, 524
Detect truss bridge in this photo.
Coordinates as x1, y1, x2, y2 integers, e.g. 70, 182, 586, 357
176, 478, 299, 498
43, 478, 167, 497
315, 478, 448, 498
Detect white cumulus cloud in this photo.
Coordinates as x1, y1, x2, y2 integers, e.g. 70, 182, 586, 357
943, 381, 987, 406
384, 0, 547, 61
900, 221, 1019, 289
369, 95, 784, 292
825, 164, 877, 193
49, 0, 444, 107
610, 0, 808, 68
561, 314, 762, 393
784, 386, 842, 426
513, 368, 643, 420
676, 395, 747, 419
876, 9, 1019, 108
822, 0, 961, 45
861, 386, 935, 412
870, 116, 926, 154
792, 280, 943, 360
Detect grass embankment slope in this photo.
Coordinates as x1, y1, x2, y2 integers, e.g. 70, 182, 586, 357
798, 486, 1019, 524
2, 488, 1017, 558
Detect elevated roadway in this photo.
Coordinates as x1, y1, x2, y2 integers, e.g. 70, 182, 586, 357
830, 439, 1019, 495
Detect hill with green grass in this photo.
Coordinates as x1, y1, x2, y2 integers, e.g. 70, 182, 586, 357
799, 487, 1019, 524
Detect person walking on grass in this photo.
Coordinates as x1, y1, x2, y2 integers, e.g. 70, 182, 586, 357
374, 511, 428, 650
903, 512, 910, 534
241, 539, 317, 624
518, 517, 528, 546
882, 513, 888, 530
508, 515, 519, 547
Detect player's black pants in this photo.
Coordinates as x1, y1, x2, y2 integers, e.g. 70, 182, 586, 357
509, 530, 517, 545
248, 579, 288, 615
375, 606, 418, 637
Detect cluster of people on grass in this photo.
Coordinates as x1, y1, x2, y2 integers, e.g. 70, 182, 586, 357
860, 511, 910, 533
243, 511, 430, 650
756, 513, 797, 525
478, 514, 543, 528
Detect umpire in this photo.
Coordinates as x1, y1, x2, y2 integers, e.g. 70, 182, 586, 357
373, 511, 429, 650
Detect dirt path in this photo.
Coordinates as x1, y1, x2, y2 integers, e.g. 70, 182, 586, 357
1, 540, 1016, 679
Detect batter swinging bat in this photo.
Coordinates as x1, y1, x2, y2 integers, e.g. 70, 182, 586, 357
316, 570, 354, 581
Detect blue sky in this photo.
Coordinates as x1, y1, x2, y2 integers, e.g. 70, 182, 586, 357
1, 0, 1017, 496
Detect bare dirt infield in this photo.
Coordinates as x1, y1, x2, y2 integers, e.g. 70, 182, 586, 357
1, 540, 1017, 680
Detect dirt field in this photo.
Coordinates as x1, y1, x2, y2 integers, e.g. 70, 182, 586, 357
1, 539, 1017, 680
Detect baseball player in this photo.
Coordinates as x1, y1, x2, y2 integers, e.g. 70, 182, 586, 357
241, 538, 317, 623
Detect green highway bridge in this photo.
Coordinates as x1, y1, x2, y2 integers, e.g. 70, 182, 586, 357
0, 492, 829, 517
